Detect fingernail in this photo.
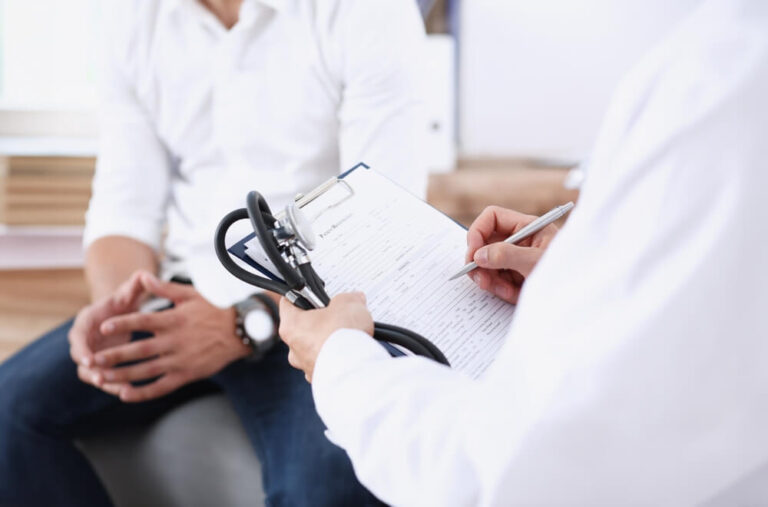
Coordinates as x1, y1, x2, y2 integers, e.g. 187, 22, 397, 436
104, 371, 115, 381
475, 248, 488, 266
92, 372, 101, 385
494, 284, 509, 299
83, 356, 93, 368
102, 322, 114, 334
471, 273, 479, 284
95, 354, 107, 366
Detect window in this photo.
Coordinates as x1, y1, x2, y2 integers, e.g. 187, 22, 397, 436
0, 0, 102, 111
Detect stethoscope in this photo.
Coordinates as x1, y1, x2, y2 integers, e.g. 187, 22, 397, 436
214, 190, 450, 366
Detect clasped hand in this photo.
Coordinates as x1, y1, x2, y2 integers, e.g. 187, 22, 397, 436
68, 271, 250, 402
278, 205, 559, 382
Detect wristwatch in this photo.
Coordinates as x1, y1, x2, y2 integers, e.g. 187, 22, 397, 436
234, 293, 280, 359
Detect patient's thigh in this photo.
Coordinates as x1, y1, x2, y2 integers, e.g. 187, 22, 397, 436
0, 319, 217, 438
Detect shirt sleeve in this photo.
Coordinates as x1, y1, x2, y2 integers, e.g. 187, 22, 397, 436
333, 0, 429, 198
83, 6, 172, 251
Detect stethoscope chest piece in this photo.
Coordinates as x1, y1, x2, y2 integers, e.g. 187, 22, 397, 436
275, 204, 317, 251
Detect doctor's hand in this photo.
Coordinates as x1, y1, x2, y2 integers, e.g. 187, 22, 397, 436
466, 206, 559, 304
279, 293, 373, 382
83, 272, 251, 402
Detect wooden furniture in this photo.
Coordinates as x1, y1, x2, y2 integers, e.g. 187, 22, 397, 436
0, 269, 89, 362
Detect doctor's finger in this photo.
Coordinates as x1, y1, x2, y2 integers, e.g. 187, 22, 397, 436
474, 243, 543, 277
469, 206, 537, 243
470, 270, 521, 304
465, 228, 486, 263
93, 336, 173, 368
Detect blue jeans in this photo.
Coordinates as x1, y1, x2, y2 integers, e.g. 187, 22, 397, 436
0, 320, 381, 507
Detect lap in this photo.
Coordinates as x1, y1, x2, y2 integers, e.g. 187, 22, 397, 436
215, 343, 382, 506
0, 321, 380, 506
0, 319, 215, 438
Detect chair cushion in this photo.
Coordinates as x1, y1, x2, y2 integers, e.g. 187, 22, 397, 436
78, 394, 265, 507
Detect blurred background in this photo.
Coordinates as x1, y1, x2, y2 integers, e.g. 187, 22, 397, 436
0, 0, 695, 360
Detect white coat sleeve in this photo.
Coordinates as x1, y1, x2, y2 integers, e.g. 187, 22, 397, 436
313, 330, 491, 507
311, 4, 768, 505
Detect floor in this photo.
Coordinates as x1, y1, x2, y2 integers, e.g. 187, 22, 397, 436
0, 163, 577, 363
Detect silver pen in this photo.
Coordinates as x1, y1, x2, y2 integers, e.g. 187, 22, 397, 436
448, 202, 575, 281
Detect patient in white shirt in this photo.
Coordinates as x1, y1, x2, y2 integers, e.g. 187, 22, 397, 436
0, 0, 427, 505
279, 0, 768, 505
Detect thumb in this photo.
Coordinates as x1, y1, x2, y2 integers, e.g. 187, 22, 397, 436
140, 272, 196, 302
473, 243, 542, 277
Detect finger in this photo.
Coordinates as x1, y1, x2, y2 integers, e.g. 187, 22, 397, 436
279, 296, 302, 320
469, 270, 521, 304
468, 206, 536, 244
114, 270, 151, 308
140, 273, 197, 302
101, 357, 172, 383
333, 292, 366, 306
100, 310, 177, 336
119, 374, 185, 403
77, 365, 102, 387
473, 243, 543, 277
93, 336, 173, 368
77, 365, 128, 395
287, 349, 301, 370
98, 381, 126, 397
69, 324, 94, 367
465, 228, 486, 263
69, 307, 105, 367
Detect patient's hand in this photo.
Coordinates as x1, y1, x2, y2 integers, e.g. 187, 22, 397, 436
81, 272, 251, 403
279, 293, 374, 382
466, 206, 559, 304
68, 270, 152, 394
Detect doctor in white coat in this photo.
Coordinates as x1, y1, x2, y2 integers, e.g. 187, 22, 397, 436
278, 0, 768, 504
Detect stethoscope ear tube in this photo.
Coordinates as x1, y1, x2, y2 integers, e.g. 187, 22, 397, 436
246, 191, 306, 291
215, 207, 287, 295
214, 207, 315, 309
374, 322, 449, 365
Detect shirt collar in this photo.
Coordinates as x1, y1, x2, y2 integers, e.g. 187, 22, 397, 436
164, 0, 285, 15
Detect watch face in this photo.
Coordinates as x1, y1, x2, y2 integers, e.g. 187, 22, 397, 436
244, 309, 275, 342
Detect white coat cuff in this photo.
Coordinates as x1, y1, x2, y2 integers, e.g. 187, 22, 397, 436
313, 328, 390, 426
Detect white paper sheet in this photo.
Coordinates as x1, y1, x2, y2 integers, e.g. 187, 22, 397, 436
244, 169, 514, 378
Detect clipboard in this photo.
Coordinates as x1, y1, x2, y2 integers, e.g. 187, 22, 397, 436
227, 162, 369, 280
227, 161, 467, 279
225, 161, 513, 377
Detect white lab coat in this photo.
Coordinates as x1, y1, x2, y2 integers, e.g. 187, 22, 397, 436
311, 0, 768, 505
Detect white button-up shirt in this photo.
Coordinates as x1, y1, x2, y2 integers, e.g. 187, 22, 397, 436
312, 1, 768, 505
84, 0, 427, 305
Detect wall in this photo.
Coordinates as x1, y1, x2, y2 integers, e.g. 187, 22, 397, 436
459, 0, 701, 160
